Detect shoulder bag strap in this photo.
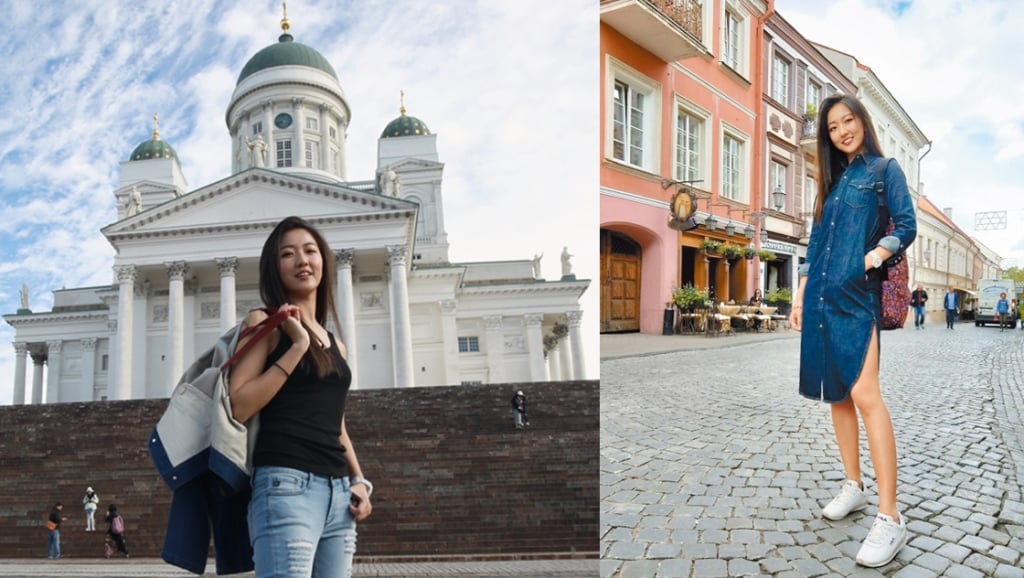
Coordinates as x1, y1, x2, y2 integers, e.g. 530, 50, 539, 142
220, 308, 291, 371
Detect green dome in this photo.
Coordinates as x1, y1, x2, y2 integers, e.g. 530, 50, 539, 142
237, 33, 337, 85
381, 112, 431, 138
129, 137, 178, 162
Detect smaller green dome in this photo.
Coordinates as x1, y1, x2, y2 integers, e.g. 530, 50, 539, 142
381, 111, 431, 138
129, 138, 178, 162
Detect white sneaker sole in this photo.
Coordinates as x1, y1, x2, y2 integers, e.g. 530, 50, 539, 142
856, 530, 909, 567
822, 500, 867, 521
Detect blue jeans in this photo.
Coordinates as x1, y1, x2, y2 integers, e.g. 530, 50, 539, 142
47, 529, 60, 559
945, 308, 957, 328
913, 305, 925, 327
248, 466, 357, 578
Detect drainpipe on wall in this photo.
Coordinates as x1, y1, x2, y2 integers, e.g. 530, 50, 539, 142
753, 1, 775, 295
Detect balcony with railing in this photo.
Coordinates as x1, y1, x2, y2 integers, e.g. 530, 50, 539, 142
600, 0, 707, 62
800, 117, 817, 152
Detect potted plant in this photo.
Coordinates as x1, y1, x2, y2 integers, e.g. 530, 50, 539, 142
699, 239, 722, 254
672, 284, 710, 312
757, 249, 776, 261
720, 243, 744, 261
743, 246, 757, 260
804, 102, 817, 121
765, 286, 793, 315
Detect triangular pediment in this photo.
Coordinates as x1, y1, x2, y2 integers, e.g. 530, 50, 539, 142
103, 169, 418, 240
391, 158, 444, 171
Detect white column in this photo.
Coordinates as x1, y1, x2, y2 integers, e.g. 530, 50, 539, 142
263, 100, 274, 166
335, 249, 358, 387
80, 338, 97, 402
293, 97, 305, 167
45, 340, 63, 403
484, 315, 504, 383
558, 336, 572, 380
387, 246, 414, 387
216, 257, 239, 333
524, 314, 546, 382
440, 300, 459, 385
31, 353, 45, 404
319, 103, 331, 171
166, 261, 189, 394
114, 265, 136, 400
567, 310, 586, 380
12, 342, 28, 405
547, 342, 561, 381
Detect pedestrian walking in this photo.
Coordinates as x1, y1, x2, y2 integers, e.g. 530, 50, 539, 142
997, 292, 1010, 331
104, 504, 129, 558
791, 93, 916, 568
943, 287, 958, 329
46, 502, 67, 559
228, 216, 373, 577
82, 487, 99, 531
910, 284, 928, 329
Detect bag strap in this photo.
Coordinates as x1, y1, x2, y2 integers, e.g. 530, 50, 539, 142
871, 157, 892, 222
220, 308, 292, 371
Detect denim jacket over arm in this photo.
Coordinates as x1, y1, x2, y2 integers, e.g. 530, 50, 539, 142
798, 154, 916, 402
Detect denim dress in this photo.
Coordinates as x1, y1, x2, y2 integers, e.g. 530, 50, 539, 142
798, 154, 916, 402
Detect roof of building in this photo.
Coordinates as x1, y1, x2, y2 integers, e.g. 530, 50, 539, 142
237, 32, 338, 85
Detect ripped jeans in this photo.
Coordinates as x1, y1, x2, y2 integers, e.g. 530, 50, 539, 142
248, 466, 357, 578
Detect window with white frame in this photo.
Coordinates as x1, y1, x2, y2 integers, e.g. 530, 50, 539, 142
458, 336, 480, 353
806, 81, 821, 114
329, 126, 337, 141
771, 54, 790, 106
252, 121, 263, 135
276, 140, 292, 168
804, 176, 817, 214
675, 107, 704, 182
306, 117, 319, 131
305, 140, 320, 169
606, 64, 655, 171
770, 160, 787, 211
723, 9, 741, 70
721, 133, 744, 201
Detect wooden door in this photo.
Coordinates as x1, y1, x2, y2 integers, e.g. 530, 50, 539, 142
601, 229, 641, 332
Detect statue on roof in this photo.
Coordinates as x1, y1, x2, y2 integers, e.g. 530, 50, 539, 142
20, 283, 29, 310
532, 253, 543, 278
561, 246, 574, 278
126, 185, 143, 216
379, 165, 401, 197
247, 135, 267, 168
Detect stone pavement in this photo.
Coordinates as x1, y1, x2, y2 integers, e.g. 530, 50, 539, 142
601, 323, 1024, 577
0, 557, 598, 577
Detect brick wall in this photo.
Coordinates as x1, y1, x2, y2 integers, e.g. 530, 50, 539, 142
0, 381, 598, 561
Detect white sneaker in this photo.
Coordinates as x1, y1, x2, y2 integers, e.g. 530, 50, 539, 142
856, 512, 908, 567
822, 480, 868, 520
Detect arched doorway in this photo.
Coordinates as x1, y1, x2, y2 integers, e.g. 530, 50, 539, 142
601, 229, 641, 332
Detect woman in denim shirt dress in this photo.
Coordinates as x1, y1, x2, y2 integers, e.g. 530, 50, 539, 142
791, 94, 916, 568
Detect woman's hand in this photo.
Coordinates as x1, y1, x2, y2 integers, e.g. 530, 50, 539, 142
349, 485, 372, 521
789, 304, 803, 332
278, 303, 311, 352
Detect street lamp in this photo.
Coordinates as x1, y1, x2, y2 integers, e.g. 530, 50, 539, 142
744, 224, 755, 240
760, 227, 768, 244
772, 185, 786, 211
724, 221, 736, 236
704, 214, 718, 231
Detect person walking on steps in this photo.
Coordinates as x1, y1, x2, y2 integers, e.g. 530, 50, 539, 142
791, 93, 916, 568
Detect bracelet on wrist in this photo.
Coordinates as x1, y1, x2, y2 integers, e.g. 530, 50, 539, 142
351, 476, 374, 496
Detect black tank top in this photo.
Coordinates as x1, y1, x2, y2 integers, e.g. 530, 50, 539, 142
253, 331, 352, 477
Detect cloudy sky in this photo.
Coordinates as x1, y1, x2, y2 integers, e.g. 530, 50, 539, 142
778, 0, 1024, 268
0, 0, 597, 404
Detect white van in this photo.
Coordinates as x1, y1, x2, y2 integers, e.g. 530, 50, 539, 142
975, 279, 1019, 328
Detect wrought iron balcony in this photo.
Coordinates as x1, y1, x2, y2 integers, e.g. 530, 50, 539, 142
601, 0, 707, 62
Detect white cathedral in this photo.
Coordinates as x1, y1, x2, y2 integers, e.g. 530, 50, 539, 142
3, 17, 588, 404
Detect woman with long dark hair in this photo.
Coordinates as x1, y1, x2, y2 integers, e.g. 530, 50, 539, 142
229, 216, 372, 577
790, 94, 916, 567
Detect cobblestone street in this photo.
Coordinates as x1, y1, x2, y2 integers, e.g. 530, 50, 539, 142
601, 325, 1024, 577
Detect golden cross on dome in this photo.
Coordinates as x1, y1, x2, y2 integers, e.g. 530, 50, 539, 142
400, 90, 406, 116
152, 113, 160, 140
281, 2, 290, 33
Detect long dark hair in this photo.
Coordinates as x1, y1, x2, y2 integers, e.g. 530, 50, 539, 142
259, 216, 342, 377
814, 93, 884, 223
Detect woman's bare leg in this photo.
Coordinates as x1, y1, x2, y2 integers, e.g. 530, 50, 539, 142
830, 397, 861, 484
850, 330, 898, 518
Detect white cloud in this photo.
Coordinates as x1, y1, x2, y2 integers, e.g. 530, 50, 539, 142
0, 0, 598, 405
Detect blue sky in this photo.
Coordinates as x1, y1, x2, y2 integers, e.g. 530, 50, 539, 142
779, 0, 1024, 262
0, 0, 598, 403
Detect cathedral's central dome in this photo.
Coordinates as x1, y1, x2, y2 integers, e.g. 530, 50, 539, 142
236, 32, 337, 85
